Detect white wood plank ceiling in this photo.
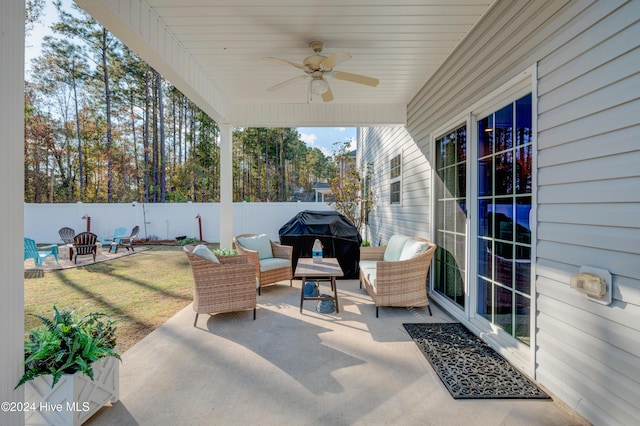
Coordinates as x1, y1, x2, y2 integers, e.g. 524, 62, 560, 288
77, 0, 495, 126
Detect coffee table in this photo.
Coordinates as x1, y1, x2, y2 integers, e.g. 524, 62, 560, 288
295, 257, 344, 313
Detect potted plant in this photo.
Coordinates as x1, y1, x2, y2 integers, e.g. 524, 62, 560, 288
16, 306, 121, 426
214, 247, 238, 257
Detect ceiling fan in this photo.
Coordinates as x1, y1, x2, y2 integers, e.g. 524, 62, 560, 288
264, 41, 379, 102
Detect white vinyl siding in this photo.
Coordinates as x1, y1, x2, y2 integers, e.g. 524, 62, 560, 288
361, 1, 640, 425
534, 2, 640, 424
359, 127, 432, 245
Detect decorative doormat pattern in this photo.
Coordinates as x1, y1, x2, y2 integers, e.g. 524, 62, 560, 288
403, 323, 549, 399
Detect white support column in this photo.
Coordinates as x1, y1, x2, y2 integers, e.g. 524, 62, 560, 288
0, 1, 26, 425
219, 124, 233, 249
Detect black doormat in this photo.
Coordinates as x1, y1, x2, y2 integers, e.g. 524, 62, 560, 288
403, 323, 549, 400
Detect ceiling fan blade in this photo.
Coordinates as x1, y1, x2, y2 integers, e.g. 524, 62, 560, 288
267, 75, 307, 92
322, 85, 334, 102
321, 52, 351, 69
263, 57, 306, 70
334, 71, 379, 87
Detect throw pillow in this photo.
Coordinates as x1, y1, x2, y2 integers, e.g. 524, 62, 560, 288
399, 239, 429, 261
237, 234, 273, 260
383, 235, 410, 261
192, 244, 220, 264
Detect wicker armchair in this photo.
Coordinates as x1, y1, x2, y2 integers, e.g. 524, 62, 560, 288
234, 234, 293, 295
359, 236, 436, 317
184, 246, 257, 325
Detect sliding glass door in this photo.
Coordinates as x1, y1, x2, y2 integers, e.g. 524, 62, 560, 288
476, 94, 533, 345
434, 125, 467, 308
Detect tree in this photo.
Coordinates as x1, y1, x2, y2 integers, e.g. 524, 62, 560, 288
25, 0, 45, 37
24, 2, 337, 204
327, 141, 373, 232
53, 0, 120, 201
32, 36, 89, 200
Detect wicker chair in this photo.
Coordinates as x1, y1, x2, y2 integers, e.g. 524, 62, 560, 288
234, 234, 293, 295
359, 236, 436, 317
71, 232, 98, 264
184, 246, 257, 325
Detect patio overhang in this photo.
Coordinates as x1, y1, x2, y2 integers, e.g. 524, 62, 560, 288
74, 0, 495, 128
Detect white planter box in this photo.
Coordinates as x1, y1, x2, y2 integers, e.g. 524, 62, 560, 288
24, 356, 119, 426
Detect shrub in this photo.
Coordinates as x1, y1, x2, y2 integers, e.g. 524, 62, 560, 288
177, 237, 200, 246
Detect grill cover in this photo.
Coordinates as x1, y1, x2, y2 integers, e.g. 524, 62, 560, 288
279, 210, 362, 278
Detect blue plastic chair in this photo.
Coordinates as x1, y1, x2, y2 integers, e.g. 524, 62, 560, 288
24, 238, 59, 267
100, 227, 127, 253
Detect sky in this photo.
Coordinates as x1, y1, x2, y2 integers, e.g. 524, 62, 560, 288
25, 0, 356, 158
297, 127, 356, 156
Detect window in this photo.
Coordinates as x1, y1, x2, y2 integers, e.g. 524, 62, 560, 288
390, 154, 401, 204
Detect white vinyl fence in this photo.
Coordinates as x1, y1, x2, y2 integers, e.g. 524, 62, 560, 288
25, 202, 333, 246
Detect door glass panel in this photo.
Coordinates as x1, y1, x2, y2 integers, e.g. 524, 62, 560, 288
435, 124, 467, 309
478, 200, 491, 237
495, 152, 513, 195
515, 94, 532, 146
515, 197, 531, 244
477, 277, 492, 321
516, 145, 532, 194
478, 158, 493, 196
515, 293, 531, 346
476, 93, 532, 345
478, 116, 493, 157
494, 103, 513, 152
494, 284, 513, 335
477, 238, 491, 279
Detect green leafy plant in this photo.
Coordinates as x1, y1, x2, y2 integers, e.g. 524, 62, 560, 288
177, 237, 201, 246
16, 306, 121, 389
361, 240, 371, 247
214, 248, 238, 256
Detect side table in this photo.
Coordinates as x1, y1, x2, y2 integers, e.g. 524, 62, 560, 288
295, 257, 344, 313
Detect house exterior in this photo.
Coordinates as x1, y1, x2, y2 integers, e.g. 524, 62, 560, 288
358, 1, 639, 425
313, 181, 332, 202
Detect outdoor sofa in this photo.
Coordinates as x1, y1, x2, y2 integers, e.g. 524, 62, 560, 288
359, 235, 436, 317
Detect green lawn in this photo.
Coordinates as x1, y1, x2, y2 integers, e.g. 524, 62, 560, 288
24, 246, 195, 353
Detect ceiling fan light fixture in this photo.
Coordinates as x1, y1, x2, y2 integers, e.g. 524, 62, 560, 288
311, 78, 329, 95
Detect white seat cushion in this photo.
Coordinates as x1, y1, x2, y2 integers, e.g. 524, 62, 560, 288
237, 234, 273, 260
259, 257, 290, 272
358, 260, 378, 272
364, 268, 377, 287
359, 260, 378, 287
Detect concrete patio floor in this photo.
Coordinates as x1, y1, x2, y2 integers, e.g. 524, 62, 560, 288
86, 279, 586, 426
